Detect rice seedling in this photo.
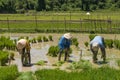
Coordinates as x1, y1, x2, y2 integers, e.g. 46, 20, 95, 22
35, 60, 46, 66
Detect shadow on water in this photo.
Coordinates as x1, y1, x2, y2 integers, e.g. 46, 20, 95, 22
95, 61, 108, 65
23, 64, 34, 67
67, 60, 74, 63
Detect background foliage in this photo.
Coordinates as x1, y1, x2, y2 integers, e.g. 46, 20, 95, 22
0, 0, 120, 13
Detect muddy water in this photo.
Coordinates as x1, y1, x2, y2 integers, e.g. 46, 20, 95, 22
31, 44, 50, 63
14, 44, 50, 72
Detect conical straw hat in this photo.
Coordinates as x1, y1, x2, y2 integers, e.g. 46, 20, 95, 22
17, 39, 27, 49
64, 33, 72, 39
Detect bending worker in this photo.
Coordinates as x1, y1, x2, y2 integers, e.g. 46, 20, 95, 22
16, 39, 31, 66
90, 36, 106, 63
58, 33, 72, 61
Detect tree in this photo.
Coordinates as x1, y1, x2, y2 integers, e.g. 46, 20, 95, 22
0, 0, 16, 13
36, 0, 46, 11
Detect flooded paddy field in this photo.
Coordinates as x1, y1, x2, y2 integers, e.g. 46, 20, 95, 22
0, 33, 120, 72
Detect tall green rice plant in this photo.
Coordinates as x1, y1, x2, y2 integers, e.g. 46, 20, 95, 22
72, 37, 79, 47
89, 34, 97, 41
48, 35, 53, 41
0, 51, 9, 66
0, 65, 19, 80
105, 39, 113, 48
16, 72, 35, 80
47, 46, 59, 57
43, 36, 48, 42
34, 66, 120, 80
114, 39, 120, 49
0, 42, 4, 50
31, 38, 37, 43
84, 41, 89, 47
68, 60, 92, 70
37, 35, 42, 42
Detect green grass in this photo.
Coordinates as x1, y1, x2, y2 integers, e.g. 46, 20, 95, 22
0, 21, 119, 33
67, 60, 92, 70
1, 63, 120, 80
34, 67, 120, 80
16, 72, 35, 80
0, 11, 120, 33
0, 65, 19, 80
0, 11, 120, 21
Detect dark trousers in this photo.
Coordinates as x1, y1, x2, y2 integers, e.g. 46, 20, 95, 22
90, 45, 106, 63
21, 48, 31, 65
58, 48, 68, 61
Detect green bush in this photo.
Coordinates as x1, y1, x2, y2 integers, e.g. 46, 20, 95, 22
43, 36, 48, 42
0, 36, 16, 51
72, 38, 77, 45
48, 35, 53, 41
16, 72, 35, 80
84, 41, 89, 47
74, 41, 79, 47
0, 65, 19, 80
6, 40, 16, 50
47, 46, 59, 57
25, 36, 29, 40
0, 41, 4, 50
0, 51, 9, 66
72, 37, 79, 47
47, 45, 72, 57
31, 38, 37, 43
105, 39, 113, 48
114, 39, 120, 50
37, 35, 42, 42
89, 34, 97, 41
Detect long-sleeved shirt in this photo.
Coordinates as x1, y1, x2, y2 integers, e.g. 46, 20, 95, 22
58, 36, 71, 49
17, 39, 31, 50
90, 36, 105, 48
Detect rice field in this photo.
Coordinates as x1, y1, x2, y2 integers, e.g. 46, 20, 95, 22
0, 11, 120, 79
0, 11, 120, 33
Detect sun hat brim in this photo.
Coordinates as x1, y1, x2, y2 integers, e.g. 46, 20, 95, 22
64, 33, 72, 39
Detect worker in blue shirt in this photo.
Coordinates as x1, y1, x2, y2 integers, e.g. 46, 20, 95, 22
58, 33, 72, 61
90, 36, 106, 63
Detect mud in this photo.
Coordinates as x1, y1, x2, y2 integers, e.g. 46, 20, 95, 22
6, 33, 120, 72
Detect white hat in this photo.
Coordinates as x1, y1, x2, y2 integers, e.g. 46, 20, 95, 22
92, 42, 99, 51
17, 39, 27, 49
64, 33, 72, 39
